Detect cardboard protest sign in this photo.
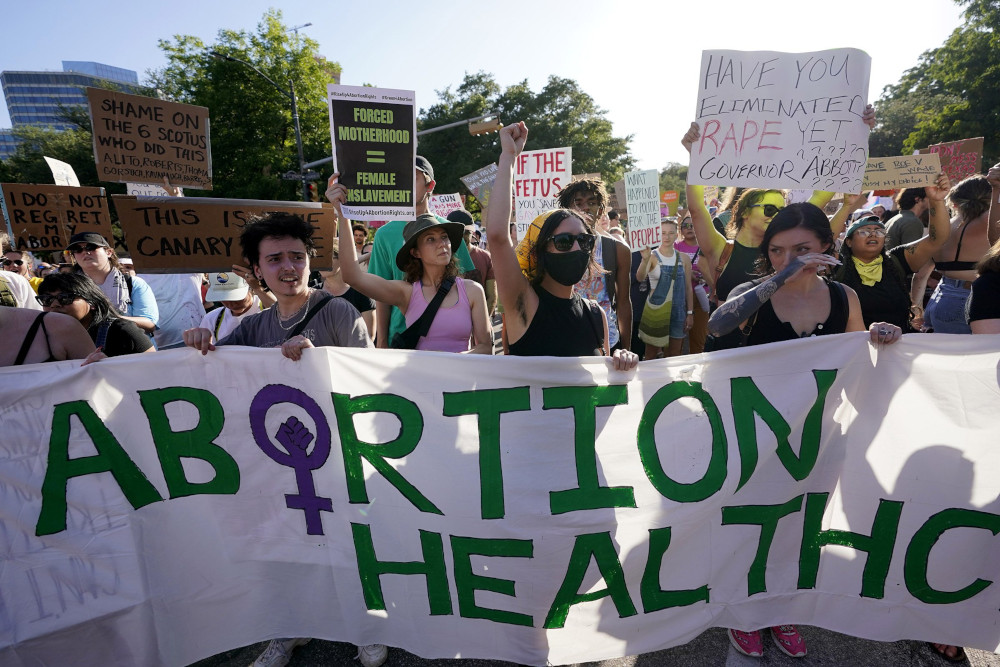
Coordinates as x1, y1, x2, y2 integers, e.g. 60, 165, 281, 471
459, 163, 498, 210
0, 184, 112, 251
87, 88, 212, 189
327, 84, 416, 222
921, 137, 983, 184
43, 156, 80, 187
127, 182, 180, 197
611, 178, 627, 217
514, 147, 571, 232
113, 196, 335, 273
624, 169, 661, 248
3, 335, 1000, 666
689, 49, 872, 192
704, 185, 719, 203
428, 193, 463, 219
861, 154, 941, 190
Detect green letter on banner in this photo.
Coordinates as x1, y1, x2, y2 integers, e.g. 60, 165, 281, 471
722, 496, 804, 595
451, 535, 534, 626
640, 527, 710, 611
730, 370, 837, 490
138, 387, 239, 498
543, 385, 636, 514
38, 400, 163, 536
904, 508, 1000, 604
351, 523, 452, 615
637, 381, 727, 503
798, 492, 902, 599
544, 532, 637, 628
442, 387, 531, 520
332, 393, 441, 514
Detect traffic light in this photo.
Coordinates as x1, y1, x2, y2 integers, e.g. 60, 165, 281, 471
307, 182, 319, 202
469, 116, 503, 136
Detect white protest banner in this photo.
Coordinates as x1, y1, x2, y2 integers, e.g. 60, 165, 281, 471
624, 169, 661, 248
862, 154, 941, 190
514, 147, 571, 232
43, 156, 80, 186
689, 49, 872, 193
428, 193, 463, 219
2, 336, 999, 666
327, 84, 416, 222
127, 182, 180, 197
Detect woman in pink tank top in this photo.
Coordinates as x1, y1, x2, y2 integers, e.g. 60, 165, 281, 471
326, 176, 492, 353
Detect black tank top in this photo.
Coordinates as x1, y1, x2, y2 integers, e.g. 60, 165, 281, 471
934, 220, 978, 272
508, 286, 604, 357
834, 247, 910, 330
747, 280, 849, 346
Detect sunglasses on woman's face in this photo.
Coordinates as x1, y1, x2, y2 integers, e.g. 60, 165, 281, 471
68, 243, 101, 254
1, 258, 24, 267
750, 204, 783, 218
549, 233, 596, 253
36, 293, 81, 307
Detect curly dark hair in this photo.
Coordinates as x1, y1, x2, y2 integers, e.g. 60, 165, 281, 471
529, 209, 604, 286
38, 272, 120, 327
756, 202, 834, 275
557, 178, 609, 216
239, 212, 317, 268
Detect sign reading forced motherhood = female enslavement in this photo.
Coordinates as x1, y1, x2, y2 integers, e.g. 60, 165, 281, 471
328, 84, 417, 222
688, 49, 872, 193
2, 336, 999, 667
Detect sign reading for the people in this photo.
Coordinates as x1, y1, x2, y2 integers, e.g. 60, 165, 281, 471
112, 196, 336, 273
689, 49, 872, 193
1, 335, 998, 666
624, 169, 661, 248
459, 163, 499, 210
862, 154, 942, 190
327, 84, 416, 222
514, 147, 572, 232
428, 193, 463, 219
921, 137, 984, 184
0, 183, 112, 251
87, 88, 212, 189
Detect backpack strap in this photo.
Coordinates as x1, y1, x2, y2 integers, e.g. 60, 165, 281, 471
601, 236, 617, 307
711, 241, 735, 301
14, 313, 46, 366
287, 294, 334, 341
124, 272, 134, 301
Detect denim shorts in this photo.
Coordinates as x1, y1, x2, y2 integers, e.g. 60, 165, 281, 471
925, 277, 972, 334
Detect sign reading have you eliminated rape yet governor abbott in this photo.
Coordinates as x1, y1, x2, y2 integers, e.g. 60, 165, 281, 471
327, 85, 416, 222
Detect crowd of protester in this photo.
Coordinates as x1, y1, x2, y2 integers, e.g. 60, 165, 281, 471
2, 118, 1000, 666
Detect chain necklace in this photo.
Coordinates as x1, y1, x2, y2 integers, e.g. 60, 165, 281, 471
274, 292, 312, 331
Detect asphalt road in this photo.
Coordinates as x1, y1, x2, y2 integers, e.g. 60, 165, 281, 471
191, 626, 999, 666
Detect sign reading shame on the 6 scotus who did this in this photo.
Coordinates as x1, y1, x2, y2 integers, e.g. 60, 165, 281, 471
87, 88, 212, 190
327, 85, 416, 222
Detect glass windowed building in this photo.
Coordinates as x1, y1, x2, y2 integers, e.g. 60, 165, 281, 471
0, 61, 139, 160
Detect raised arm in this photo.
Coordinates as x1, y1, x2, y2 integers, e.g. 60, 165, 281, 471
830, 192, 870, 235
326, 175, 411, 311
900, 172, 952, 271
682, 122, 728, 264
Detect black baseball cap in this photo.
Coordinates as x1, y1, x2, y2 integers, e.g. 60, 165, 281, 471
415, 155, 434, 182
66, 232, 110, 251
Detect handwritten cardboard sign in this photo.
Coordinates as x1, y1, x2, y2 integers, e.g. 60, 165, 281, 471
571, 172, 602, 182
0, 184, 112, 251
922, 137, 983, 184
861, 154, 941, 190
327, 84, 416, 222
513, 147, 572, 232
459, 163, 498, 210
113, 196, 336, 273
689, 48, 872, 193
624, 170, 661, 249
127, 182, 180, 197
87, 88, 212, 189
427, 193, 463, 219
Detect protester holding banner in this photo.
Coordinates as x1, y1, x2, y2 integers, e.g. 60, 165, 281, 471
635, 217, 693, 359
66, 232, 159, 337
832, 174, 952, 330
919, 176, 994, 334
486, 122, 637, 369
327, 176, 491, 354
37, 273, 154, 359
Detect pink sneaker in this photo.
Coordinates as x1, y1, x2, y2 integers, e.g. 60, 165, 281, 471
728, 628, 764, 657
771, 625, 808, 657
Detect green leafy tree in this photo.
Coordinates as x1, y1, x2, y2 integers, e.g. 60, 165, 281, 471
148, 9, 342, 200
659, 163, 688, 208
416, 72, 634, 206
876, 0, 1000, 167
868, 93, 960, 158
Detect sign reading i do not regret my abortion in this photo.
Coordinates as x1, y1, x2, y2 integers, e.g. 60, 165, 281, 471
327, 85, 416, 222
688, 48, 872, 193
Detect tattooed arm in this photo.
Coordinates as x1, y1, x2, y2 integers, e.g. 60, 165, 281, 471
707, 253, 842, 337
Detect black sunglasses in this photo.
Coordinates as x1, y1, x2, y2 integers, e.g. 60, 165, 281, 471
750, 204, 783, 218
1, 258, 24, 267
36, 293, 81, 307
549, 233, 596, 253
68, 243, 101, 254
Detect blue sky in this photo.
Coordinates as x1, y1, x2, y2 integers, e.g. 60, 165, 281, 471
1, 0, 965, 169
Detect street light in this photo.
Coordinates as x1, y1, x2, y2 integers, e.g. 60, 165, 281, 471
209, 50, 309, 201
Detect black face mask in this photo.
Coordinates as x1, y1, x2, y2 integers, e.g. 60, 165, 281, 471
544, 250, 590, 286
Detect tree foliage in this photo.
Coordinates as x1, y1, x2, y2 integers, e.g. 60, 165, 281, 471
659, 163, 688, 208
416, 72, 634, 203
148, 9, 342, 200
876, 0, 1000, 166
